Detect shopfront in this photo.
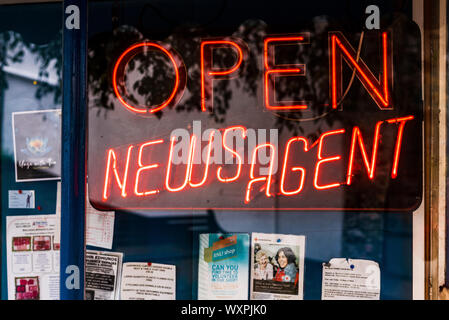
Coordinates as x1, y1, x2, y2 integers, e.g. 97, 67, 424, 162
0, 0, 446, 300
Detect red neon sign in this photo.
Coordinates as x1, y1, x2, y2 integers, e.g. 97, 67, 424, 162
346, 122, 383, 185
100, 116, 416, 208
386, 116, 415, 179
91, 29, 422, 212
113, 32, 392, 115
245, 143, 276, 203
165, 134, 196, 192
134, 139, 164, 197
314, 129, 345, 190
280, 137, 308, 196
200, 38, 247, 112
329, 32, 392, 110
263, 35, 309, 111
189, 131, 216, 188
217, 126, 247, 183
103, 145, 133, 200
112, 41, 187, 115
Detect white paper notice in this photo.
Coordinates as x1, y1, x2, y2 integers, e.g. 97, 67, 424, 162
120, 263, 176, 300
85, 250, 123, 300
54, 182, 61, 245
6, 215, 60, 300
86, 199, 115, 250
321, 258, 381, 300
8, 190, 35, 209
250, 233, 306, 300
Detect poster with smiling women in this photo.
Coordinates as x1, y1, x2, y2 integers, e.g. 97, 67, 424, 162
250, 232, 305, 300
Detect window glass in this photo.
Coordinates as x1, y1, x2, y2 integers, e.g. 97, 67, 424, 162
87, 0, 421, 299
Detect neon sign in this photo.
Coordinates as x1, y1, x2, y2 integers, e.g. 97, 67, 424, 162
89, 28, 422, 211
112, 33, 391, 115
101, 116, 414, 206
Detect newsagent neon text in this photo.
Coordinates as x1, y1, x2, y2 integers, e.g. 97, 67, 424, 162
102, 116, 413, 204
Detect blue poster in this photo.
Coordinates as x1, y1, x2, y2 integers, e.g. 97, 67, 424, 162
198, 233, 249, 300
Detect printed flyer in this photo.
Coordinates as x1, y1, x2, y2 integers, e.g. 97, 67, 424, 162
6, 215, 60, 300
8, 190, 35, 209
321, 258, 381, 300
120, 262, 176, 300
198, 233, 250, 300
85, 250, 123, 300
86, 195, 115, 249
250, 233, 305, 300
12, 109, 61, 182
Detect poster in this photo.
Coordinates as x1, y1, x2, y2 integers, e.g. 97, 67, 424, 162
86, 183, 115, 249
85, 250, 123, 300
54, 182, 61, 245
8, 190, 35, 209
321, 258, 381, 300
120, 263, 176, 300
6, 215, 60, 300
198, 233, 249, 300
250, 233, 305, 300
12, 109, 61, 182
